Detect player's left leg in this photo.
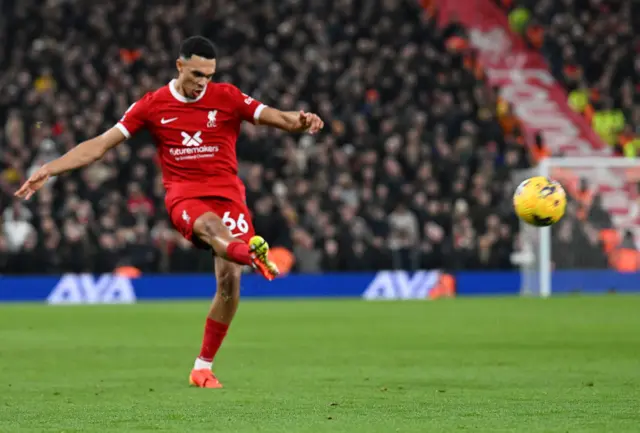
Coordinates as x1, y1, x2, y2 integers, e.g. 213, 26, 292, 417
186, 198, 280, 388
189, 256, 242, 389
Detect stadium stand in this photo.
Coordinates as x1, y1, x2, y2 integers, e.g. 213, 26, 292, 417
497, 0, 640, 157
493, 0, 640, 271
0, 0, 610, 275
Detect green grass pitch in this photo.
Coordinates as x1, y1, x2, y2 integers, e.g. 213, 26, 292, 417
0, 296, 639, 432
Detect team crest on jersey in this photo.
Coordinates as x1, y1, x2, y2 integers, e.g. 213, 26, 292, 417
207, 110, 217, 128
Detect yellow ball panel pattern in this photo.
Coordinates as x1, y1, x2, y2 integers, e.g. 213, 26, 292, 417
513, 177, 566, 227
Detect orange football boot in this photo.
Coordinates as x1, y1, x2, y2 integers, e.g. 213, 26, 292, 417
189, 369, 223, 388
249, 236, 279, 281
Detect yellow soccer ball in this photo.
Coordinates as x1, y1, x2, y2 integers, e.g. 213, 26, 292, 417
513, 177, 566, 227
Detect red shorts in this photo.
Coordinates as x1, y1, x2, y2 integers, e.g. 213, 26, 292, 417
169, 197, 255, 248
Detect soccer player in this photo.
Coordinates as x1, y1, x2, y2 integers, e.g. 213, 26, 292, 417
15, 36, 324, 388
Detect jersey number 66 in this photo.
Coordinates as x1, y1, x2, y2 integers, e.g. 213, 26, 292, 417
222, 211, 249, 237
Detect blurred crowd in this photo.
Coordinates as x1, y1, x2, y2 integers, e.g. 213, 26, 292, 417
0, 0, 623, 275
495, 0, 640, 271
499, 0, 640, 157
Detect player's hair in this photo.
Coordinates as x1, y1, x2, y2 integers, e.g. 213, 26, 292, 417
179, 36, 217, 60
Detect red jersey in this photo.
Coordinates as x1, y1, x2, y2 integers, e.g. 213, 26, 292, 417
115, 79, 266, 210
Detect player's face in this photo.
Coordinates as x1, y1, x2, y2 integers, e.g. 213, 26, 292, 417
176, 55, 216, 99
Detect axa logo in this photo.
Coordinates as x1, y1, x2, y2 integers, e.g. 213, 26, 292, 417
362, 271, 441, 300
207, 110, 217, 128
47, 274, 136, 305
181, 131, 203, 147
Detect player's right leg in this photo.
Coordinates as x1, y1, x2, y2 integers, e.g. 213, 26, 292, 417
191, 212, 278, 280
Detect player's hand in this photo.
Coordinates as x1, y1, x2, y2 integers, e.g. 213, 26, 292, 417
14, 165, 52, 200
298, 111, 324, 134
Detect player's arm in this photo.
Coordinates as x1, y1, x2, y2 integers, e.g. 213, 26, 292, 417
15, 94, 150, 200
256, 107, 324, 134
14, 128, 127, 199
230, 86, 323, 134
48, 128, 126, 175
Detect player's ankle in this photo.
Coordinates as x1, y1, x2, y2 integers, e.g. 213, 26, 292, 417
194, 357, 213, 370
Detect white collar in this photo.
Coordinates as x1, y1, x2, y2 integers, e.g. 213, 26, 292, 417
169, 79, 207, 103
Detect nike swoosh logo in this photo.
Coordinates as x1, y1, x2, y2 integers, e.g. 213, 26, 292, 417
161, 117, 178, 124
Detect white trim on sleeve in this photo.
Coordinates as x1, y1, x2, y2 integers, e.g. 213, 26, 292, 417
253, 104, 267, 123
115, 122, 131, 139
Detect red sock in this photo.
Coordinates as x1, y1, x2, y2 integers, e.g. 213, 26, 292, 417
225, 241, 253, 266
199, 318, 230, 362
